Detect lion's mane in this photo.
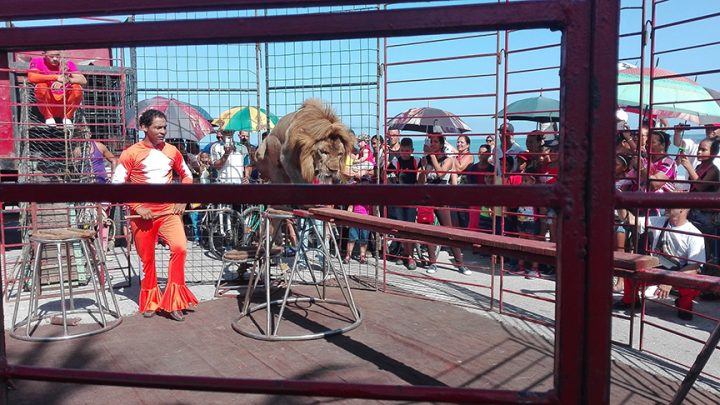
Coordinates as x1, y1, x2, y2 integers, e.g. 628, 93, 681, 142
255, 99, 355, 184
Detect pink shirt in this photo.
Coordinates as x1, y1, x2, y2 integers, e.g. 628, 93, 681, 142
650, 156, 677, 193
29, 57, 78, 94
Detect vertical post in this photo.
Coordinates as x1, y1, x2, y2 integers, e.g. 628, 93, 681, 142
0, 48, 12, 405
555, 0, 619, 404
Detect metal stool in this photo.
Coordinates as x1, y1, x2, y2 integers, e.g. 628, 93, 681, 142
11, 228, 122, 341
233, 209, 362, 341
214, 244, 283, 297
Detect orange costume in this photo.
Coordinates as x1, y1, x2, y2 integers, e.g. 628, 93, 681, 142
27, 56, 83, 120
112, 141, 198, 313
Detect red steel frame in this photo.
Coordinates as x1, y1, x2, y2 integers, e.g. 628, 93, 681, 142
0, 1, 620, 404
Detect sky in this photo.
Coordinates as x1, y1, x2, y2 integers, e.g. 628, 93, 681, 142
6, 0, 720, 148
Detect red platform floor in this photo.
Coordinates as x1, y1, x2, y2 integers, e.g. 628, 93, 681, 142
5, 286, 719, 404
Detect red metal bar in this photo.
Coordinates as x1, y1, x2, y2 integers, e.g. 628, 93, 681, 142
0, 184, 563, 207
386, 52, 498, 66
387, 73, 497, 85
6, 364, 557, 404
0, 0, 432, 21
386, 93, 496, 102
615, 191, 720, 208
387, 32, 497, 48
554, 1, 618, 403
0, 3, 566, 51
653, 10, 720, 30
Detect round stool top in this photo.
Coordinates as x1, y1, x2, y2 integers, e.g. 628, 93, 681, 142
31, 228, 97, 242
223, 247, 257, 261
223, 245, 284, 261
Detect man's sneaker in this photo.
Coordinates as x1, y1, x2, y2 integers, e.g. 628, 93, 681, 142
458, 266, 472, 276
407, 259, 417, 271
45, 118, 57, 127
395, 258, 405, 266
284, 246, 296, 257
62, 118, 74, 128
425, 264, 437, 274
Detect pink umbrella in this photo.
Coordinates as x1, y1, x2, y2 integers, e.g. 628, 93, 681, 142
127, 96, 214, 141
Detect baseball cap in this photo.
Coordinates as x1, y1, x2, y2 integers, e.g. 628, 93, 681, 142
498, 123, 515, 133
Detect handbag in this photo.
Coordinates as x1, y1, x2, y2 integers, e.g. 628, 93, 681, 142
416, 206, 435, 224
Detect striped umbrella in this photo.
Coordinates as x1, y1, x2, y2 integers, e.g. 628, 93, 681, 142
212, 106, 279, 132
127, 96, 214, 141
387, 107, 471, 133
618, 67, 720, 123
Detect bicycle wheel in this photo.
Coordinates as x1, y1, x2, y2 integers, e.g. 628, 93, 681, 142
295, 247, 331, 284
239, 206, 263, 247
208, 209, 243, 258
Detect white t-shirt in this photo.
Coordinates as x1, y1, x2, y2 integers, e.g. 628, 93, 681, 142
638, 216, 705, 268
211, 142, 246, 184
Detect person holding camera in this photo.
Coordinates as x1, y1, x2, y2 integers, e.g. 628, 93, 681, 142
211, 129, 247, 184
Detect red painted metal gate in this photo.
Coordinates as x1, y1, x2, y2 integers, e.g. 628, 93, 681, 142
0, 1, 622, 403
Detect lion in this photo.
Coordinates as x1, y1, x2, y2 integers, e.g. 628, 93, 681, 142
255, 99, 355, 184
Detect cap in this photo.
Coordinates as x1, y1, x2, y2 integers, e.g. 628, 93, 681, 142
498, 123, 515, 133
517, 152, 531, 162
705, 123, 720, 128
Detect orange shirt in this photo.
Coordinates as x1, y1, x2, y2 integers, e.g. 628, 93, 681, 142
112, 142, 193, 214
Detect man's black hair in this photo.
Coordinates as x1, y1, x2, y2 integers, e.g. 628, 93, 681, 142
138, 109, 167, 128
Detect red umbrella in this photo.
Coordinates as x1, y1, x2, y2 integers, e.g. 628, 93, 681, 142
127, 96, 214, 141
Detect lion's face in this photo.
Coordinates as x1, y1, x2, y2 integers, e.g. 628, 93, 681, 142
310, 135, 348, 184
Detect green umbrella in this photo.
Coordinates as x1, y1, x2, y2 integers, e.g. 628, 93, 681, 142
497, 96, 560, 123
618, 67, 720, 120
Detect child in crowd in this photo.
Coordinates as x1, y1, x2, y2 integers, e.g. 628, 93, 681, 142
351, 133, 375, 178
387, 138, 420, 269
508, 154, 540, 278
344, 179, 373, 264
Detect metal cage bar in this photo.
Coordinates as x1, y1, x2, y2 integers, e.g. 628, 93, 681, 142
0, 1, 621, 404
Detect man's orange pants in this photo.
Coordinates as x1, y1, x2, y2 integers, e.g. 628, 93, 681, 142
131, 214, 198, 313
34, 83, 83, 119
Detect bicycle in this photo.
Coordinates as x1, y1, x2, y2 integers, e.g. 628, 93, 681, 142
201, 204, 265, 259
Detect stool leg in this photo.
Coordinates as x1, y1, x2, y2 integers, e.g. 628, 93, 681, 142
80, 239, 107, 327
274, 237, 303, 336
96, 238, 122, 317
64, 242, 75, 311
215, 260, 227, 297
88, 238, 111, 313
324, 223, 360, 320
264, 217, 272, 334
92, 236, 107, 286
55, 242, 70, 336
14, 241, 42, 337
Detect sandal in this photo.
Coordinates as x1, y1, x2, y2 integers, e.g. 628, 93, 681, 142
168, 310, 185, 322
343, 256, 350, 264
359, 258, 367, 265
